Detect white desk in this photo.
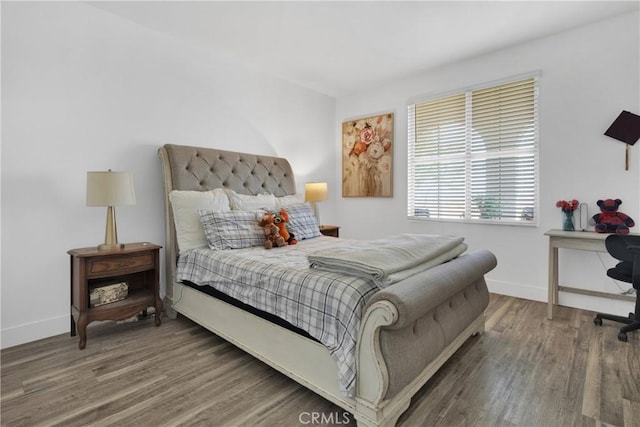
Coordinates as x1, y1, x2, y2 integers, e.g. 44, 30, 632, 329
545, 229, 635, 320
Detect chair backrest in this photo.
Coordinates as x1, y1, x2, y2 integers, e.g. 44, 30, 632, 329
605, 234, 640, 290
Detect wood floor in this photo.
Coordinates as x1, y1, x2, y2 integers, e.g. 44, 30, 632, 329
2, 294, 639, 427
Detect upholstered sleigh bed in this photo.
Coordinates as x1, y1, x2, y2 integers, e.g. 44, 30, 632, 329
158, 144, 497, 427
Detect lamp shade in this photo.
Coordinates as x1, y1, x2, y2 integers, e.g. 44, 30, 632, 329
86, 171, 136, 207
604, 110, 640, 145
305, 182, 328, 202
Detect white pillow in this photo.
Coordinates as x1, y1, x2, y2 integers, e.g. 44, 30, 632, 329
227, 190, 277, 211
169, 189, 230, 254
199, 210, 266, 250
275, 194, 303, 209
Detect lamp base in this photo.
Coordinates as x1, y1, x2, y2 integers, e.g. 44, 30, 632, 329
312, 202, 321, 228
97, 206, 124, 251
97, 243, 125, 251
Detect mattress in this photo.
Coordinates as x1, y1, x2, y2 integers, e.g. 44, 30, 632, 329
181, 279, 317, 341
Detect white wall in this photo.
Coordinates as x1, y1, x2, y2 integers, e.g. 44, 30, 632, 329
335, 11, 640, 315
2, 4, 637, 349
1, 2, 336, 348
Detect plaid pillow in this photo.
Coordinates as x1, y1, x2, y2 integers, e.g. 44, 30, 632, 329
284, 203, 321, 240
199, 210, 265, 250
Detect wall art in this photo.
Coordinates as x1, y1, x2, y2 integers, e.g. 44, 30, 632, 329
342, 112, 393, 197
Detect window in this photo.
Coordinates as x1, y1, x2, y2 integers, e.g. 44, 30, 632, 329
408, 76, 538, 225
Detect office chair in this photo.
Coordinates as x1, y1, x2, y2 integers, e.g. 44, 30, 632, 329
593, 234, 640, 342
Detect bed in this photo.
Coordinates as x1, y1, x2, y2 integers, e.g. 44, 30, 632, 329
158, 143, 497, 426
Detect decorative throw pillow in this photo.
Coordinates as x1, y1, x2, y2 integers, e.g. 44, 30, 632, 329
285, 203, 321, 240
169, 189, 230, 254
227, 190, 277, 212
199, 210, 266, 250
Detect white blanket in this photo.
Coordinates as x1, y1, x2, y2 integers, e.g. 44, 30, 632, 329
308, 234, 467, 288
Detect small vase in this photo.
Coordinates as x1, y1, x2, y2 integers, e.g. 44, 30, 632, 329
562, 210, 575, 231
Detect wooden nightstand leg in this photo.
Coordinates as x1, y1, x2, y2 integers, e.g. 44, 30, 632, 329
77, 313, 88, 350
154, 299, 163, 327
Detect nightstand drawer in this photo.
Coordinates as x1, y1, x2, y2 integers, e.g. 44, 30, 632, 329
88, 254, 154, 275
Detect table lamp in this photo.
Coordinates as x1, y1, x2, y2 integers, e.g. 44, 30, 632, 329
305, 182, 328, 226
86, 170, 136, 250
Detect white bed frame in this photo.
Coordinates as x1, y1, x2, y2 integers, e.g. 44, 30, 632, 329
158, 144, 496, 426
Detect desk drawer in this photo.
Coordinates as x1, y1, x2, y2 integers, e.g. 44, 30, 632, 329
88, 253, 154, 275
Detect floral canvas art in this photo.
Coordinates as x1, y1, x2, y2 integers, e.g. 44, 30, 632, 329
342, 113, 393, 197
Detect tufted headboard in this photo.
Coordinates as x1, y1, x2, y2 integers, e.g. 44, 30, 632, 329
158, 144, 297, 309
160, 144, 296, 195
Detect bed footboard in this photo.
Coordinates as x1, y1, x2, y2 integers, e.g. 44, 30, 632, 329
354, 250, 496, 426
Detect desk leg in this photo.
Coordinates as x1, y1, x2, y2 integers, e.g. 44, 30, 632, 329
548, 241, 559, 320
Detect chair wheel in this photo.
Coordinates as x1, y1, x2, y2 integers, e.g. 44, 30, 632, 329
593, 317, 603, 326
618, 331, 628, 342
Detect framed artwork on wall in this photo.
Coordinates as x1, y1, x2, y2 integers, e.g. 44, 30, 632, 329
342, 112, 393, 197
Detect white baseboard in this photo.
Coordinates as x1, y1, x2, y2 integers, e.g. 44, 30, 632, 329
486, 278, 635, 314
1, 314, 69, 349
486, 278, 547, 302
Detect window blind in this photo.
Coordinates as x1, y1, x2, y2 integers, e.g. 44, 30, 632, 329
408, 77, 538, 224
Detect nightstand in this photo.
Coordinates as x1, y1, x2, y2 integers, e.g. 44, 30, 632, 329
68, 242, 162, 349
319, 225, 340, 238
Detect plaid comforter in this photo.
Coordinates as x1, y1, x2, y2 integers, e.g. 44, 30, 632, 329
177, 236, 379, 396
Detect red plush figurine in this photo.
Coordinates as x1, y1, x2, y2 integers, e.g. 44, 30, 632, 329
592, 199, 635, 234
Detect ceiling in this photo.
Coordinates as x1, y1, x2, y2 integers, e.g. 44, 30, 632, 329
90, 1, 639, 98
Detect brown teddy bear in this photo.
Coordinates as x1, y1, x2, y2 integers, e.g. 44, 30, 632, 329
258, 213, 285, 249
272, 209, 297, 245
